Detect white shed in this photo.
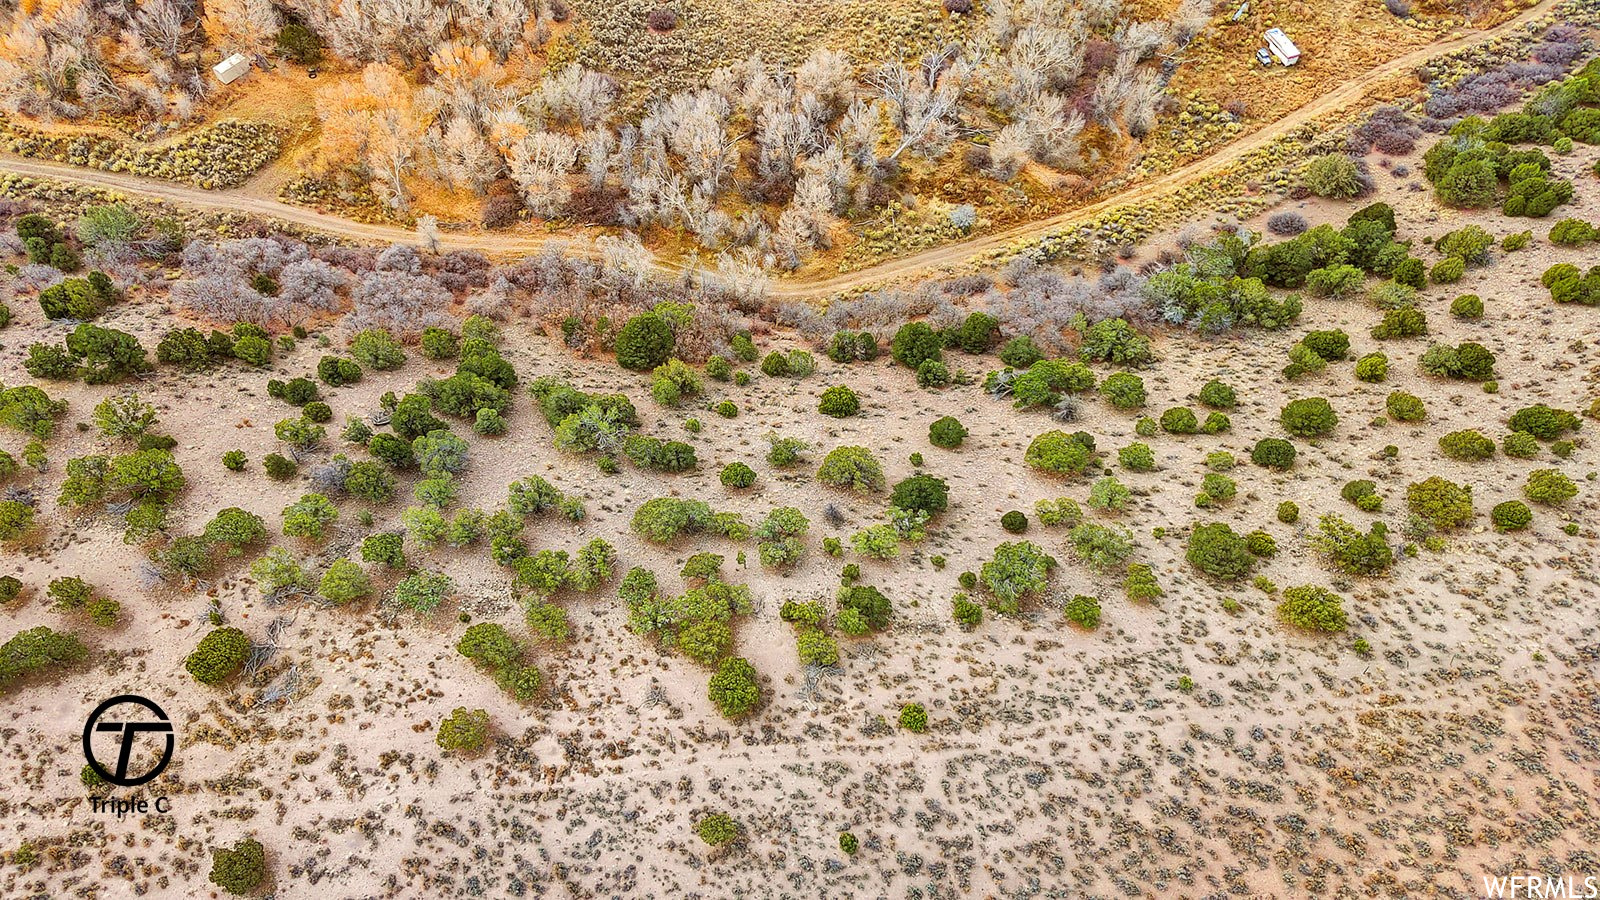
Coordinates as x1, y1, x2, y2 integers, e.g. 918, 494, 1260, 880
212, 53, 252, 85
1264, 28, 1301, 66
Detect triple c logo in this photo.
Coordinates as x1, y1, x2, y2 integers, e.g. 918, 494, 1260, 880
81, 694, 176, 818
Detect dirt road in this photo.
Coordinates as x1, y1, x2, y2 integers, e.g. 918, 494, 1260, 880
0, 0, 1561, 298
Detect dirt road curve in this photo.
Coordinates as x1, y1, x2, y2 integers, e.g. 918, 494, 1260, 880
0, 0, 1561, 299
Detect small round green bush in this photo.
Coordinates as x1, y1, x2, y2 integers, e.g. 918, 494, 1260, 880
302, 401, 333, 424
839, 831, 859, 855
1491, 500, 1532, 532
1000, 511, 1028, 533
614, 313, 674, 371
1100, 372, 1146, 409
1280, 397, 1337, 438
1430, 256, 1466, 284
719, 462, 756, 488
1524, 468, 1577, 505
929, 416, 967, 448
707, 656, 761, 719
1450, 294, 1484, 319
1250, 438, 1297, 470
222, 450, 247, 471
185, 627, 250, 685
1278, 586, 1347, 632
1277, 501, 1300, 523
1159, 407, 1199, 434
435, 706, 490, 753
1197, 380, 1237, 410
1063, 594, 1101, 629
1386, 391, 1426, 422
696, 812, 738, 846
1354, 352, 1388, 383
1439, 430, 1495, 461
817, 385, 860, 418
208, 837, 266, 895
714, 400, 738, 418
898, 702, 928, 732
760, 351, 789, 377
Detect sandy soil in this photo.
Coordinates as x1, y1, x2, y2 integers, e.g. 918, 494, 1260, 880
0, 144, 1597, 899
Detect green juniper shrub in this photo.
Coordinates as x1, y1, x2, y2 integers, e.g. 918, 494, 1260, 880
1502, 431, 1540, 458
816, 447, 885, 492
1024, 430, 1096, 476
720, 462, 756, 488
1300, 329, 1350, 361
1090, 476, 1133, 512
1035, 498, 1083, 527
615, 313, 675, 371
1196, 379, 1236, 409
1000, 510, 1028, 533
766, 435, 809, 467
760, 351, 790, 377
1340, 479, 1383, 512
929, 416, 967, 448
1354, 352, 1388, 382
1134, 416, 1158, 437
1492, 500, 1533, 531
817, 385, 860, 418
185, 627, 250, 685
827, 330, 880, 363
696, 813, 738, 847
302, 401, 333, 424
714, 400, 737, 418
889, 474, 949, 516
1277, 501, 1300, 523
317, 356, 362, 387
1280, 397, 1337, 437
707, 656, 761, 719
1124, 563, 1163, 603
1419, 341, 1496, 381
1370, 306, 1428, 340
1245, 529, 1278, 558
952, 593, 983, 628
1524, 468, 1578, 505
436, 706, 490, 753
263, 453, 298, 480
1439, 429, 1495, 461
349, 328, 406, 370
1450, 294, 1484, 318
998, 335, 1043, 368
222, 450, 248, 471
1386, 391, 1426, 422
421, 327, 459, 360
361, 532, 405, 568
1406, 476, 1474, 529
891, 322, 944, 369
1506, 404, 1580, 440
1159, 407, 1199, 434
1186, 523, 1254, 580
898, 702, 928, 732
1118, 442, 1156, 472
208, 837, 267, 896
1277, 585, 1348, 633
1100, 372, 1146, 409
1063, 594, 1102, 629
915, 359, 951, 388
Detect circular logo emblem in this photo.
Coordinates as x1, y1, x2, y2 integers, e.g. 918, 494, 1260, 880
82, 695, 174, 787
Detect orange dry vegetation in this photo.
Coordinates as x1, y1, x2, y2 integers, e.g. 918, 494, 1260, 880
1168, 0, 1478, 123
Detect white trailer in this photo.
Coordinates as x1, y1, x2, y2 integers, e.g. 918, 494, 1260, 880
212, 53, 252, 85
1264, 28, 1300, 66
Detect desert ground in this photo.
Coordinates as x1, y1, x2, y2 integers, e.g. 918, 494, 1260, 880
0, 122, 1596, 898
